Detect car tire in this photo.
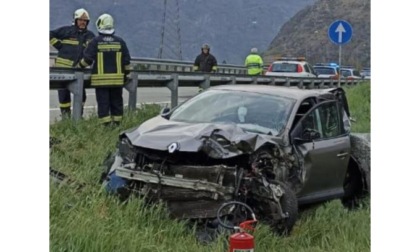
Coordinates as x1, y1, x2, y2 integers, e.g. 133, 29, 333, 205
274, 182, 299, 235
342, 164, 366, 209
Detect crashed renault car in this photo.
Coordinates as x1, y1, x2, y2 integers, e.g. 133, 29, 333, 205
101, 85, 368, 234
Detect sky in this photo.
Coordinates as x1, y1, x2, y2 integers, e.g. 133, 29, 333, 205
1, 0, 419, 250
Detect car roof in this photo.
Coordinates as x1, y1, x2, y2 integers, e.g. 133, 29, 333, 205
314, 65, 335, 68
209, 85, 333, 100
271, 61, 305, 65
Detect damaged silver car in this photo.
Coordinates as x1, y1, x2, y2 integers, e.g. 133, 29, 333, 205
101, 85, 368, 234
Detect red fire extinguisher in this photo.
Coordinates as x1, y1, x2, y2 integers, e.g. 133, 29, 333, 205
216, 201, 257, 252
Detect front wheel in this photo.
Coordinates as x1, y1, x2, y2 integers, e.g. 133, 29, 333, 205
274, 182, 298, 235
250, 182, 298, 235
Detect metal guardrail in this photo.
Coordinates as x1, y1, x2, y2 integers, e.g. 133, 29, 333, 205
50, 67, 365, 121
50, 52, 247, 75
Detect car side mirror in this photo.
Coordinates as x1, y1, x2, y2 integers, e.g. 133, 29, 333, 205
160, 107, 171, 119
303, 129, 320, 140
295, 129, 320, 144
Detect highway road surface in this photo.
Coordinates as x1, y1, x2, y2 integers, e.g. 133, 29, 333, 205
49, 87, 199, 124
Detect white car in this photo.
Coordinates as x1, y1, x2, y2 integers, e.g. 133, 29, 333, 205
265, 57, 317, 78
360, 68, 371, 80
340, 68, 362, 80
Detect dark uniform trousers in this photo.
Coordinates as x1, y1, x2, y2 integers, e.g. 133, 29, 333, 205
58, 89, 87, 116
95, 87, 123, 124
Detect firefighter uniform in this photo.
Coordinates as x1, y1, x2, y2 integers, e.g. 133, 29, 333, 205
245, 48, 264, 75
50, 9, 95, 117
193, 44, 218, 72
79, 14, 131, 126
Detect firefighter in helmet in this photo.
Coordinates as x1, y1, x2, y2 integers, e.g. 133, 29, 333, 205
78, 13, 131, 127
50, 8, 95, 118
193, 43, 218, 73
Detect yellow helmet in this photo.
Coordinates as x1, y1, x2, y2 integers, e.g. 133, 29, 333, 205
96, 13, 115, 35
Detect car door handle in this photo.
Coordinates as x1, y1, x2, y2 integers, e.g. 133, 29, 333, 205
337, 152, 348, 158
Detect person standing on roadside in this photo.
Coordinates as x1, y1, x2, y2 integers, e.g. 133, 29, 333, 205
50, 8, 95, 118
78, 13, 131, 127
245, 47, 264, 75
193, 43, 218, 73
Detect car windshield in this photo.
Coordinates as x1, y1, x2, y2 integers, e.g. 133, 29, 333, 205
169, 89, 295, 135
314, 67, 336, 75
271, 63, 298, 72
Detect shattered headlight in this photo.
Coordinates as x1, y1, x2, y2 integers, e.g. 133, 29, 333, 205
118, 138, 137, 164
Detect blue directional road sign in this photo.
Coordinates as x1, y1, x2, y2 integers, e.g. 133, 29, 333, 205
328, 20, 353, 45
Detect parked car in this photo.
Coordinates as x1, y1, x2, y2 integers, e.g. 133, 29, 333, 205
360, 68, 371, 80
313, 63, 340, 79
340, 68, 362, 80
101, 85, 368, 234
265, 57, 317, 78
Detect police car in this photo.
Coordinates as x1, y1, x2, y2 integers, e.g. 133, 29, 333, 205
265, 57, 317, 78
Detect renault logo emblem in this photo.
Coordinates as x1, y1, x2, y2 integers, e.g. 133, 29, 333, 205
168, 142, 179, 153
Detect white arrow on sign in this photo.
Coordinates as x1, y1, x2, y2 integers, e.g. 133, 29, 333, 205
335, 22, 346, 43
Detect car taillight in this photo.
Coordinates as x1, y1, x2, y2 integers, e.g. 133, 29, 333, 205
267, 64, 273, 72
297, 64, 303, 73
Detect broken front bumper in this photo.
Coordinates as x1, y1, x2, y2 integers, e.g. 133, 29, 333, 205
113, 163, 238, 219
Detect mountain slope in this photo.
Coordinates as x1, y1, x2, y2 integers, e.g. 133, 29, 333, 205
264, 0, 370, 68
50, 0, 314, 64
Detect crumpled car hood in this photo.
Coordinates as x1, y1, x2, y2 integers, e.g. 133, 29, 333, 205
122, 116, 283, 158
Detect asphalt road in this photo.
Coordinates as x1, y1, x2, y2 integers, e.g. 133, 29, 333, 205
49, 87, 199, 124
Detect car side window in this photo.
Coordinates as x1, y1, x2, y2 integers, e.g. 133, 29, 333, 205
298, 101, 342, 140
300, 109, 323, 140
318, 102, 341, 138
304, 64, 310, 73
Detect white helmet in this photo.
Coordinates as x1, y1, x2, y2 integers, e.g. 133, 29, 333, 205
73, 8, 90, 28
251, 48, 258, 53
74, 8, 90, 21
96, 13, 115, 35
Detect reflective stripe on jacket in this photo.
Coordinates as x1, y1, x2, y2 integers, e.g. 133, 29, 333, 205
193, 53, 218, 72
245, 54, 264, 75
50, 25, 95, 67
80, 34, 131, 87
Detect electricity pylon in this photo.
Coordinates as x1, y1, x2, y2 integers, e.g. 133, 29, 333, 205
158, 0, 183, 60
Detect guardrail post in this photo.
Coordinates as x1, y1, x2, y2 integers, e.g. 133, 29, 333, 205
167, 73, 179, 108
285, 78, 290, 87
230, 76, 236, 84
67, 71, 84, 121
252, 76, 257, 84
124, 73, 138, 111
200, 74, 211, 89
329, 79, 334, 88
309, 79, 315, 89
298, 80, 304, 89
319, 80, 325, 89
269, 77, 275, 86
